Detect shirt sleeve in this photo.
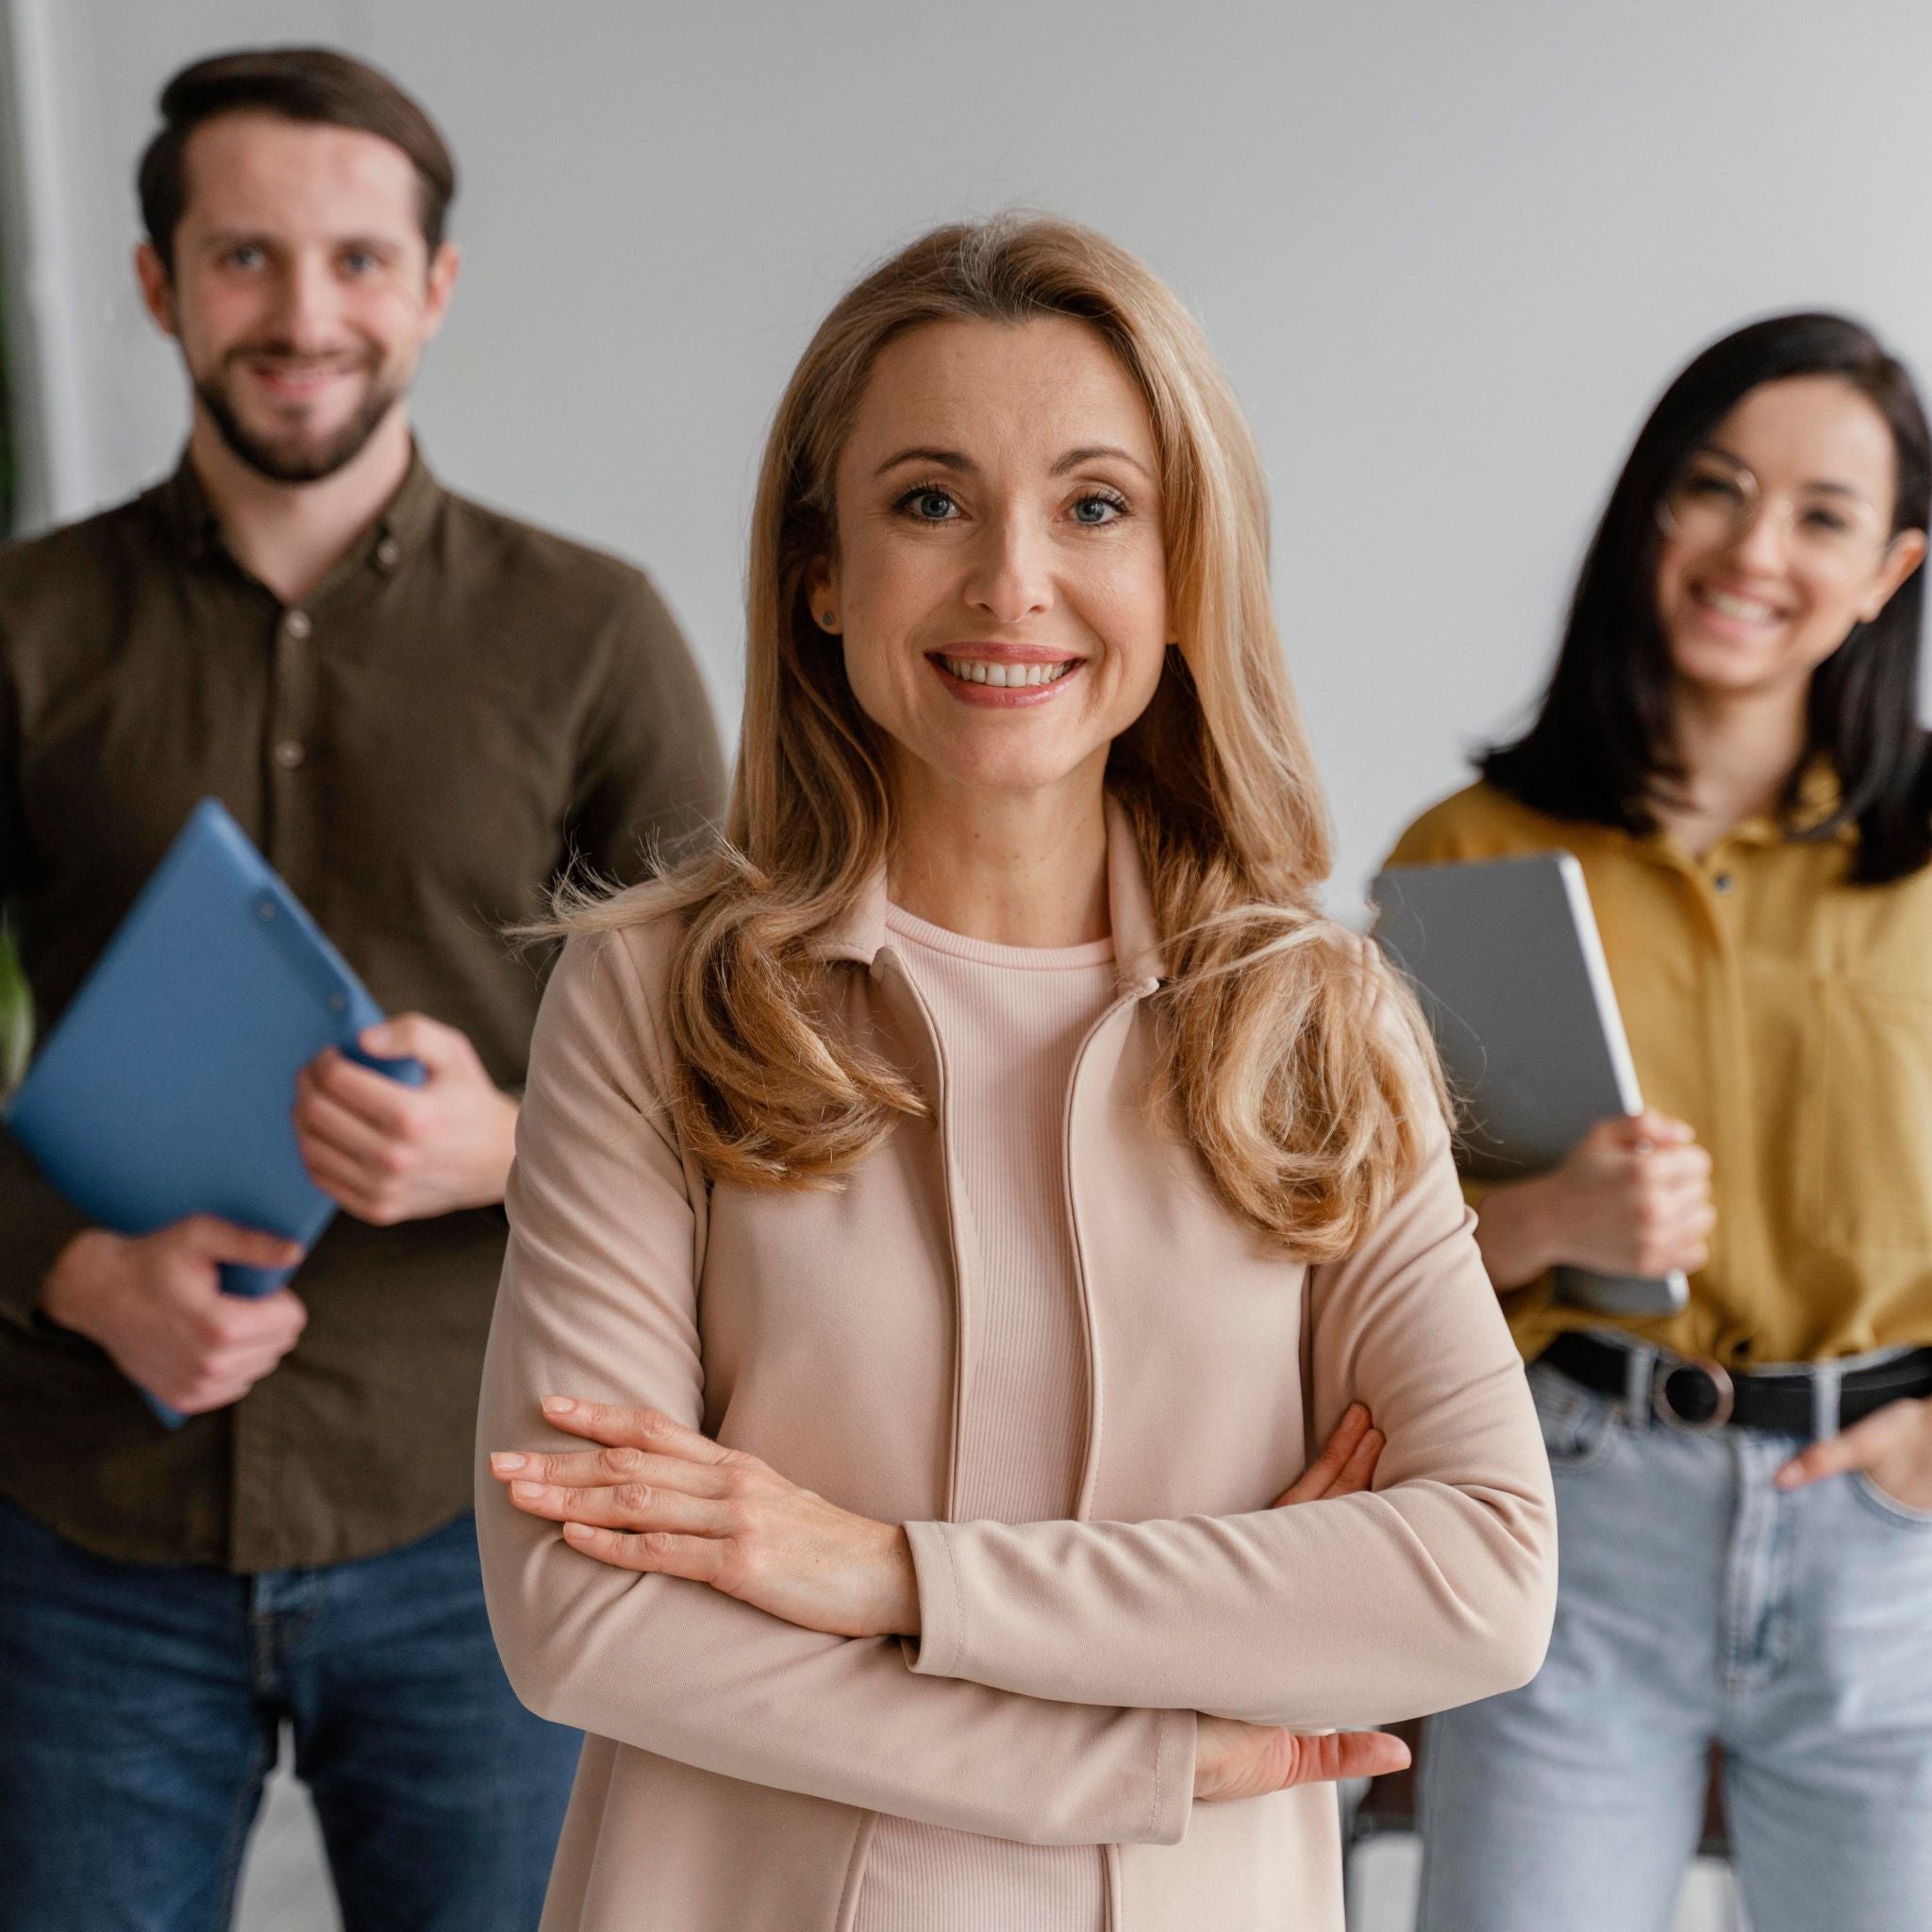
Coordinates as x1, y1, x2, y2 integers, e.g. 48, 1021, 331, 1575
900, 1107, 1557, 1727
567, 573, 727, 888
0, 658, 90, 1330
475, 929, 1194, 1848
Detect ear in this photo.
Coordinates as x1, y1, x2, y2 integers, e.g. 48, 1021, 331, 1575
1860, 526, 1928, 623
134, 242, 178, 338
804, 556, 840, 632
420, 241, 461, 341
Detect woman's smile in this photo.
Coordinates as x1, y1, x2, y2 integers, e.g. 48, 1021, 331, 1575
928, 642, 1085, 705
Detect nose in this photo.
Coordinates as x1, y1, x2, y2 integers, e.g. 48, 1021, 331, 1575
263, 250, 341, 352
1727, 499, 1792, 574
963, 508, 1054, 625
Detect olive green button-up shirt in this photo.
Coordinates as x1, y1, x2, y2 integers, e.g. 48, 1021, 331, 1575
0, 451, 725, 1570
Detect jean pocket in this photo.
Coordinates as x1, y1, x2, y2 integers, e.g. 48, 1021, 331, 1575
1528, 1361, 1618, 1472
1851, 1469, 1932, 1527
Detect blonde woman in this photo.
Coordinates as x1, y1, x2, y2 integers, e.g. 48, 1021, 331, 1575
476, 216, 1555, 1932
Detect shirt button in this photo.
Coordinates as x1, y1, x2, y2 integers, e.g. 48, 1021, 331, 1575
1712, 872, 1734, 894
375, 536, 402, 570
274, 739, 306, 771
283, 609, 313, 641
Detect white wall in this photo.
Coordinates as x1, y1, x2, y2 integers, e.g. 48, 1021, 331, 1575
10, 0, 1932, 907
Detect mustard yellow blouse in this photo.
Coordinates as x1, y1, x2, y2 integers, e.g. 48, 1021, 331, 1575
1385, 774, 1932, 1368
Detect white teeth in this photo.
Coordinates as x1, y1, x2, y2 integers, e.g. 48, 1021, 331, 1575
940, 657, 1074, 688
1701, 588, 1780, 623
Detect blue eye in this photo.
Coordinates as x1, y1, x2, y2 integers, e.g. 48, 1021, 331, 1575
225, 244, 265, 270
897, 486, 960, 522
1072, 491, 1125, 525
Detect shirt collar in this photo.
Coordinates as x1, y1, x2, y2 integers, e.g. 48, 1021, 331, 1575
1723, 756, 1850, 849
810, 792, 1166, 991
154, 441, 442, 580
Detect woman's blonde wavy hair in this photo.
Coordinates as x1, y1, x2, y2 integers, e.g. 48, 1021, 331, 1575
566, 213, 1445, 1261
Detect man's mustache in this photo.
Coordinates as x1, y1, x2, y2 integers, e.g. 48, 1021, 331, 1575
223, 342, 381, 375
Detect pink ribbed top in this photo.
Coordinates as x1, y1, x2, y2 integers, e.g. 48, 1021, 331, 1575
854, 905, 1120, 1932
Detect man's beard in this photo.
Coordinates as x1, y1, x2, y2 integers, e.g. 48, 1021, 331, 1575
195, 349, 404, 485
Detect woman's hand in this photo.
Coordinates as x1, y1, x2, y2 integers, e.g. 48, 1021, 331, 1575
1774, 1395, 1932, 1510
493, 1398, 1391, 1646
1193, 1716, 1411, 1801
491, 1398, 920, 1638
1474, 1110, 1715, 1291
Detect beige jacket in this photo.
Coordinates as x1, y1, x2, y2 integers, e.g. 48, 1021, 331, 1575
476, 808, 1557, 1932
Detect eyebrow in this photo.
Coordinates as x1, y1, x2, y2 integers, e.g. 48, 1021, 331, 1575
874, 445, 974, 478
202, 228, 401, 255
872, 442, 1157, 482
1700, 442, 1871, 502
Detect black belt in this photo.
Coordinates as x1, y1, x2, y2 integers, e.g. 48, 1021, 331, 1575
1541, 1330, 1932, 1434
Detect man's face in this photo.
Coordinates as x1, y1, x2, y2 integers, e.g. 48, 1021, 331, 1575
137, 111, 458, 483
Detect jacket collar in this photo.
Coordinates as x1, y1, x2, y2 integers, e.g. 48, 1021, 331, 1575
811, 793, 1166, 991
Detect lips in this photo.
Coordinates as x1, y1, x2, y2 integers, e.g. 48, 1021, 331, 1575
1692, 583, 1789, 625
925, 644, 1085, 707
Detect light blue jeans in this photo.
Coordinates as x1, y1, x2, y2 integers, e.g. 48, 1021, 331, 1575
1417, 1356, 1932, 1932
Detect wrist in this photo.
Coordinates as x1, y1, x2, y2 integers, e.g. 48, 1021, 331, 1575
39, 1229, 124, 1335
1474, 1173, 1559, 1290
470, 1090, 520, 1208
868, 1523, 921, 1639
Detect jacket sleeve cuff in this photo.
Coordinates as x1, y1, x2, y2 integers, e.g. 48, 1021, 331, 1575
904, 1517, 967, 1679
0, 1130, 92, 1329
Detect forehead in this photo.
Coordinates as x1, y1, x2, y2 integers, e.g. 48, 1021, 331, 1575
847, 315, 1156, 466
1710, 375, 1898, 493
177, 111, 423, 238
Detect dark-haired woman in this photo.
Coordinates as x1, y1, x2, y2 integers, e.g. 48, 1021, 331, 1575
1389, 313, 1932, 1932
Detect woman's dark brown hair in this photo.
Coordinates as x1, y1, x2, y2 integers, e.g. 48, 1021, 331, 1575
1481, 312, 1932, 884
138, 47, 457, 271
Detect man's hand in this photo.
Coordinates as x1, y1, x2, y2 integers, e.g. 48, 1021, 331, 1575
1775, 1395, 1932, 1511
294, 1015, 518, 1224
40, 1218, 307, 1414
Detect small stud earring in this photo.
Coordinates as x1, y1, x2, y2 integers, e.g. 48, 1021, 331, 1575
821, 612, 837, 629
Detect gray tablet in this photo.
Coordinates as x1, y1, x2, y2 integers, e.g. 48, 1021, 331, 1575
1370, 852, 1688, 1318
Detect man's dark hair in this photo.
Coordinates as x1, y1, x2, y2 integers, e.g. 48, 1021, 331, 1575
138, 46, 457, 273
1480, 312, 1932, 884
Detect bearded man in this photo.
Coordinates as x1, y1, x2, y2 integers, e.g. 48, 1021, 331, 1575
0, 46, 724, 1932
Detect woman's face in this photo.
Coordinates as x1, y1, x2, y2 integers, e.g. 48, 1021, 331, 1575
1654, 375, 1925, 702
811, 315, 1171, 813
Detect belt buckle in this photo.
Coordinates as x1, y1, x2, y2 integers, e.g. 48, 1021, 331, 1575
1651, 1355, 1736, 1432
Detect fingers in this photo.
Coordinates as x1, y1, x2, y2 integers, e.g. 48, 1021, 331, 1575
489, 1443, 734, 1496
301, 1049, 423, 1135
177, 1216, 305, 1271
293, 1067, 397, 1166
1335, 1426, 1385, 1496
1273, 1406, 1384, 1506
297, 1140, 393, 1222
557, 1522, 728, 1582
1275, 1729, 1412, 1787
1774, 1405, 1902, 1491
203, 1287, 308, 1350
1618, 1110, 1696, 1152
538, 1396, 741, 1466
359, 1014, 461, 1072
501, 1475, 729, 1536
1274, 1404, 1370, 1506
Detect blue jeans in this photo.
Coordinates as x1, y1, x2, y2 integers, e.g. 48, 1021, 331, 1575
1417, 1357, 1932, 1932
0, 1498, 581, 1931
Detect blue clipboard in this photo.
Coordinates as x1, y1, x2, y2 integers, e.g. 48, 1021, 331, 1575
7, 797, 425, 1423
